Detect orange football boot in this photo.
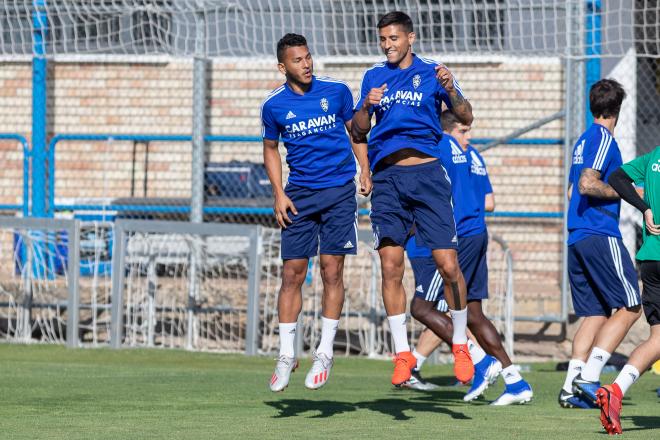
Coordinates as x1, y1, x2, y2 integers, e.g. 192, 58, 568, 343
391, 351, 417, 386
452, 343, 475, 383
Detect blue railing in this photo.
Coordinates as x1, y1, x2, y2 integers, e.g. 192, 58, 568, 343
13, 133, 561, 220
0, 133, 30, 216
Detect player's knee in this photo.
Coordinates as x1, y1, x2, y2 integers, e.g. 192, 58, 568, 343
281, 263, 306, 291
320, 264, 343, 287
410, 298, 433, 321
380, 259, 404, 284
436, 257, 460, 282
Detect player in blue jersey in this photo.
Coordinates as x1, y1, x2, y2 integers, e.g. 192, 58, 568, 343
403, 111, 532, 405
559, 79, 642, 408
261, 34, 370, 392
351, 11, 474, 386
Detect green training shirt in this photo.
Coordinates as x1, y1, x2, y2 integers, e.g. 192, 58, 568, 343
620, 146, 660, 261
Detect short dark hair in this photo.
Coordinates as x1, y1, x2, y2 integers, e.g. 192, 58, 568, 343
276, 33, 307, 62
441, 110, 461, 133
589, 79, 626, 119
377, 11, 413, 33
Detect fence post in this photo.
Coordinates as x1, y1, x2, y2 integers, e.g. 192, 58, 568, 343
110, 221, 127, 348
66, 219, 81, 347
245, 226, 262, 355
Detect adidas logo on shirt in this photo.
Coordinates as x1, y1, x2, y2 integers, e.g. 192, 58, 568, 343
343, 241, 354, 249
285, 110, 296, 120
415, 285, 424, 293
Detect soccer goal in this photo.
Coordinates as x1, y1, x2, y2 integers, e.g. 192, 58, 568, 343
0, 216, 80, 346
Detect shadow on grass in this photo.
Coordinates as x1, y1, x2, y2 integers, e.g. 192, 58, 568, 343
622, 415, 660, 433
265, 392, 472, 421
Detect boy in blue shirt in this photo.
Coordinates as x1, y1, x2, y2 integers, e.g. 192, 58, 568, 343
262, 34, 370, 392
352, 11, 474, 386
404, 111, 532, 405
560, 79, 642, 408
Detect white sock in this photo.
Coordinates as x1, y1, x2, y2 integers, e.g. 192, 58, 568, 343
614, 364, 641, 396
449, 308, 468, 344
387, 313, 410, 353
468, 339, 486, 364
501, 364, 523, 385
278, 322, 297, 358
316, 316, 339, 358
412, 349, 427, 371
563, 359, 586, 393
581, 347, 611, 382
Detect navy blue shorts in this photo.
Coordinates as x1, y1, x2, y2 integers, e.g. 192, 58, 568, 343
280, 180, 357, 260
371, 160, 457, 250
568, 235, 641, 317
410, 232, 489, 312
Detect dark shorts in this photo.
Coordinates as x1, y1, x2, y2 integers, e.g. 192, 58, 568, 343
640, 260, 660, 326
568, 235, 641, 317
280, 180, 357, 260
410, 231, 489, 312
371, 160, 457, 250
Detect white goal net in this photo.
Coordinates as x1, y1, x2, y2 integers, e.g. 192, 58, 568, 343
0, 1, 657, 59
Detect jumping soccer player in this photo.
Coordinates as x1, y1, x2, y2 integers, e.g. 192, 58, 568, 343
351, 11, 474, 386
595, 146, 660, 434
261, 34, 370, 392
559, 79, 642, 408
404, 111, 532, 405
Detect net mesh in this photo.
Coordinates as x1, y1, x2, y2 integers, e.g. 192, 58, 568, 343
0, 1, 657, 58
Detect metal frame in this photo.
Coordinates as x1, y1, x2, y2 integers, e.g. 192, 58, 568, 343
0, 216, 80, 347
109, 219, 262, 354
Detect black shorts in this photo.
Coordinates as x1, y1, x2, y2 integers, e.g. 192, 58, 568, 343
640, 260, 660, 326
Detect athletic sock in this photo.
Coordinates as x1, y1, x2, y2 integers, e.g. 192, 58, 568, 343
468, 339, 487, 365
562, 359, 585, 393
501, 365, 523, 385
449, 308, 468, 344
278, 322, 297, 358
387, 313, 410, 354
316, 316, 339, 358
581, 347, 611, 382
613, 364, 640, 396
412, 349, 427, 372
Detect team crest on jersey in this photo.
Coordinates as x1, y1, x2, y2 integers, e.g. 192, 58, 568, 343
413, 74, 421, 89
320, 98, 329, 112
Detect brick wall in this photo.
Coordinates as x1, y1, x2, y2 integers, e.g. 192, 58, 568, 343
0, 56, 566, 317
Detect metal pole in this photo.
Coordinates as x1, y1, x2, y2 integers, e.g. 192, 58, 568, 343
66, 220, 81, 348
245, 226, 262, 355
147, 255, 157, 347
584, 0, 601, 129
31, 0, 48, 218
187, 11, 208, 350
110, 222, 127, 349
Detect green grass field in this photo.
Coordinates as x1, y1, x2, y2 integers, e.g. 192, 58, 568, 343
1, 345, 658, 439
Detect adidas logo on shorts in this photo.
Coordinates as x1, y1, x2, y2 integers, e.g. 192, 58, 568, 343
285, 110, 296, 120
415, 284, 424, 293
343, 241, 354, 249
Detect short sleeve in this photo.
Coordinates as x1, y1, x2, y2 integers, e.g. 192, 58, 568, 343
260, 101, 279, 141
354, 70, 374, 115
620, 152, 651, 184
340, 84, 355, 122
482, 172, 493, 195
583, 127, 613, 172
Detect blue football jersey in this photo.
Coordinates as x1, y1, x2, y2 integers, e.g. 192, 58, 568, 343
567, 123, 623, 244
354, 54, 466, 170
433, 135, 485, 237
261, 76, 356, 189
467, 145, 493, 203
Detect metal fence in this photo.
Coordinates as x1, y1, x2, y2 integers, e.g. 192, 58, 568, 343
0, 217, 514, 358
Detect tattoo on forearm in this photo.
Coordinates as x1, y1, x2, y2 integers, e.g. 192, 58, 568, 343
579, 169, 620, 200
449, 93, 472, 123
451, 281, 462, 310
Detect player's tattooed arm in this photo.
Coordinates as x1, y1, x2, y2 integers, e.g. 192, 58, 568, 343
435, 65, 473, 125
578, 168, 620, 200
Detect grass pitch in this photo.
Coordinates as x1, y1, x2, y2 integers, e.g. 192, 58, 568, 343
1, 344, 658, 439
